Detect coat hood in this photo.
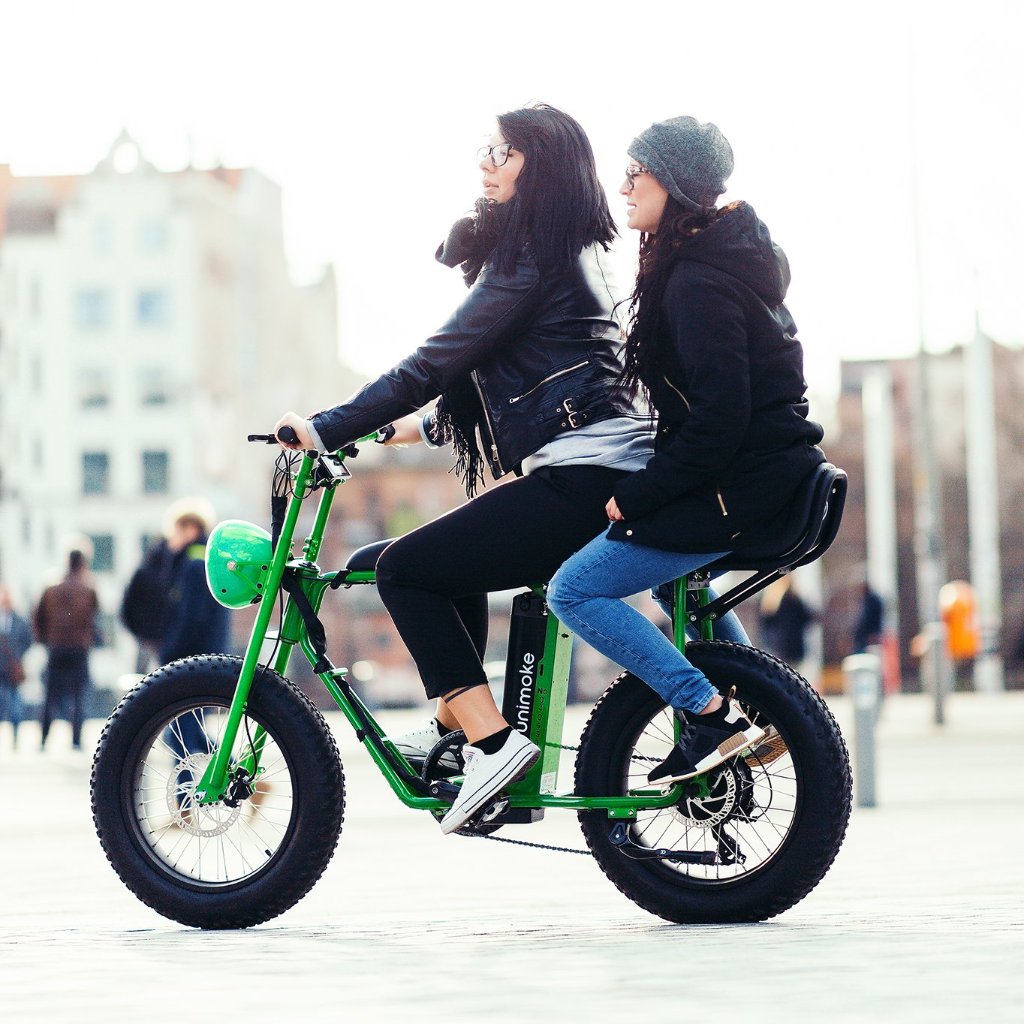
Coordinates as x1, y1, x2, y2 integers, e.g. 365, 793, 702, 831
676, 202, 791, 306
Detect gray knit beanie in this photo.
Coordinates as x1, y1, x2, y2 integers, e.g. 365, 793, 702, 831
628, 116, 734, 211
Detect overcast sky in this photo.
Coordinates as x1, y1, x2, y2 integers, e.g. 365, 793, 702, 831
3, 0, 1021, 404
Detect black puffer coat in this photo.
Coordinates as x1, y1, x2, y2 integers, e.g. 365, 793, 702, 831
609, 203, 825, 554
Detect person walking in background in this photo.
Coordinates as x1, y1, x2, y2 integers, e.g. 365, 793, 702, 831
759, 576, 817, 669
120, 533, 175, 674
158, 501, 230, 785
853, 579, 884, 654
34, 544, 99, 751
0, 583, 33, 750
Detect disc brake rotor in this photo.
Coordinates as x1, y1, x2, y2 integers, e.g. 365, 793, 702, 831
672, 765, 739, 828
166, 753, 241, 837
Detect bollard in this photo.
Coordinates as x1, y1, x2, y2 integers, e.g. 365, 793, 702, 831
843, 652, 881, 808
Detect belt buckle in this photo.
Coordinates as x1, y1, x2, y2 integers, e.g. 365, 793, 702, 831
562, 398, 582, 429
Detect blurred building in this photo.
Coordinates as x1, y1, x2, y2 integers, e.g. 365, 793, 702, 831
0, 132, 360, 688
825, 339, 1024, 688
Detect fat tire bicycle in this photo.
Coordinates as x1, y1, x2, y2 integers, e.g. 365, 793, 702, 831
91, 431, 852, 929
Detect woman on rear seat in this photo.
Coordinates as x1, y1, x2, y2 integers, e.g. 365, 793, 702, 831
547, 116, 827, 788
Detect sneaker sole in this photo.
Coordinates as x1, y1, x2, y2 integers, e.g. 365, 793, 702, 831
743, 728, 788, 766
439, 746, 540, 835
649, 724, 767, 786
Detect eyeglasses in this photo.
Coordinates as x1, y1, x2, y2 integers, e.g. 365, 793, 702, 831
625, 164, 649, 190
477, 143, 516, 168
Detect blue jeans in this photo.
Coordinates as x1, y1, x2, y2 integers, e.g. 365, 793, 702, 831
547, 530, 748, 714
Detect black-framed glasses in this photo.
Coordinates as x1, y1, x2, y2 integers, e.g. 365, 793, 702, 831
625, 164, 649, 189
478, 143, 516, 168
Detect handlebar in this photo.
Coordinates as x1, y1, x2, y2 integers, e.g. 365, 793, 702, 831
246, 427, 391, 450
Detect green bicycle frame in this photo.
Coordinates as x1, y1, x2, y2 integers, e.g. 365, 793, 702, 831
197, 440, 707, 817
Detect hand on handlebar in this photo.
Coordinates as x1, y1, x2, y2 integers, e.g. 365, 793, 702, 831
606, 496, 625, 522
379, 413, 425, 447
274, 412, 313, 451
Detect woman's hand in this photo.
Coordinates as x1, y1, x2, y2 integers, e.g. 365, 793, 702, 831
381, 413, 426, 447
606, 496, 625, 521
273, 412, 313, 451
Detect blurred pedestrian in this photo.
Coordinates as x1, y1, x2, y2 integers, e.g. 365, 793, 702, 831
158, 500, 230, 792
0, 583, 33, 749
759, 576, 817, 668
853, 580, 884, 654
120, 534, 175, 674
34, 544, 99, 751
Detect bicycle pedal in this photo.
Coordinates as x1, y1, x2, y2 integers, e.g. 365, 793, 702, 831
477, 798, 509, 824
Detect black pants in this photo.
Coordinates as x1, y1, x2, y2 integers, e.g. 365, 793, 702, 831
41, 647, 89, 748
376, 465, 628, 699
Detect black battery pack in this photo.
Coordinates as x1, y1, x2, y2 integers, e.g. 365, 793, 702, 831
498, 591, 549, 825
501, 591, 548, 738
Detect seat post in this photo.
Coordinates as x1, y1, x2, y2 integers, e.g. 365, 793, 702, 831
672, 577, 687, 651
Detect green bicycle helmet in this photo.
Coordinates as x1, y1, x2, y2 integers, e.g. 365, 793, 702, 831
205, 520, 273, 609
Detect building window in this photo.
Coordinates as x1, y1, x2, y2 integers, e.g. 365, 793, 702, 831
137, 289, 171, 326
80, 366, 111, 408
82, 451, 110, 495
142, 450, 169, 494
90, 534, 115, 573
139, 220, 168, 252
139, 366, 170, 405
93, 219, 114, 255
74, 289, 112, 329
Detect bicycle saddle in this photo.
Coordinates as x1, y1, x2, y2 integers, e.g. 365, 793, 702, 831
709, 462, 847, 574
344, 538, 398, 573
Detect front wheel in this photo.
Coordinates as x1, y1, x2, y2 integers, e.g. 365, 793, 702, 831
576, 642, 852, 923
91, 655, 345, 929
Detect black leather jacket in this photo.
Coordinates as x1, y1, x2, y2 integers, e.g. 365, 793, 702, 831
310, 244, 634, 477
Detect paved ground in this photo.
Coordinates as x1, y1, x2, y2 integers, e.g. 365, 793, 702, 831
1, 691, 1022, 1023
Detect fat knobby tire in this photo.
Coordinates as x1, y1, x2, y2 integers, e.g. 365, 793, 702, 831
575, 641, 852, 923
91, 655, 345, 929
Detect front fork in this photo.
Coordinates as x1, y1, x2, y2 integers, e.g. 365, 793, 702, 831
194, 456, 320, 805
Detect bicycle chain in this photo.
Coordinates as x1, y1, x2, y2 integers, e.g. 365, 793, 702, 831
460, 744, 663, 857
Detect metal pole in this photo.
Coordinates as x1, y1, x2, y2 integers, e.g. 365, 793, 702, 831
862, 365, 900, 665
843, 653, 881, 808
907, 35, 953, 723
964, 314, 1005, 692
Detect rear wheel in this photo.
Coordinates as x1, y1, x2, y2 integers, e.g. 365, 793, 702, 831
91, 655, 345, 928
576, 642, 851, 923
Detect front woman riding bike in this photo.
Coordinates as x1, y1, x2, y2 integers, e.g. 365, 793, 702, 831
275, 102, 656, 835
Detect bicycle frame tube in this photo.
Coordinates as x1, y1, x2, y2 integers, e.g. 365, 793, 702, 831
199, 439, 702, 815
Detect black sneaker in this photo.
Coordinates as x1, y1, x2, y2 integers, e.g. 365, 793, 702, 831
648, 694, 766, 786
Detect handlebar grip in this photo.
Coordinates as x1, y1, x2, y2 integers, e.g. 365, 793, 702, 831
277, 425, 299, 445
375, 423, 396, 445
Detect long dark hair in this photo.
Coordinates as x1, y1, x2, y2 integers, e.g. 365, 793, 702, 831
488, 103, 616, 275
620, 196, 722, 399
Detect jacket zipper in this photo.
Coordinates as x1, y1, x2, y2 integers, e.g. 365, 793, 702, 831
508, 360, 590, 404
663, 375, 691, 411
716, 485, 729, 517
471, 370, 505, 475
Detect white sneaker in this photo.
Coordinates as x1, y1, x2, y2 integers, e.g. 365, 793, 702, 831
439, 731, 540, 835
387, 719, 459, 772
